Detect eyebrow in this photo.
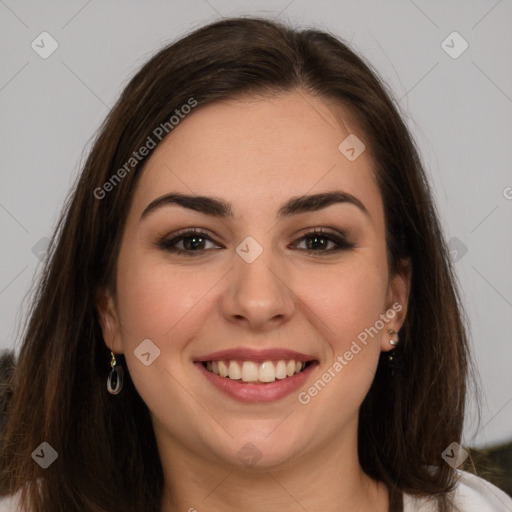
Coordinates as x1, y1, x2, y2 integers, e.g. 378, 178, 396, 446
140, 190, 370, 221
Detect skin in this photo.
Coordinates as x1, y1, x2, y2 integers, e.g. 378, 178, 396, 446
98, 91, 411, 511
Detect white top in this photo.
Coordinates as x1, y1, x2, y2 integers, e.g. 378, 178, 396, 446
0, 470, 510, 511
403, 470, 512, 511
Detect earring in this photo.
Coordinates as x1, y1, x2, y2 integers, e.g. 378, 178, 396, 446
387, 328, 399, 346
386, 328, 401, 376
107, 351, 124, 395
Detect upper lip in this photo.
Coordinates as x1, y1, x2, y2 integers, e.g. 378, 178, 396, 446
194, 347, 317, 363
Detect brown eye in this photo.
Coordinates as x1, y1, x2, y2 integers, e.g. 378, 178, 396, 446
157, 229, 221, 256
293, 229, 355, 254
157, 227, 355, 257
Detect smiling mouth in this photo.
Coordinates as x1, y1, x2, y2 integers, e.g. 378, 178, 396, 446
202, 359, 313, 384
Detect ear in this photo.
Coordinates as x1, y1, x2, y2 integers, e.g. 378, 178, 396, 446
381, 258, 412, 352
95, 288, 124, 355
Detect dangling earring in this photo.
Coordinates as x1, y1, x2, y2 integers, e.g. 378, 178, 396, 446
107, 351, 124, 395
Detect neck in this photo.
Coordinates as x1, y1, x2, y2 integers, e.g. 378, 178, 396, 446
156, 419, 389, 512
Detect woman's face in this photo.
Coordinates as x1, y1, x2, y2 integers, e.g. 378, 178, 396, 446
98, 91, 410, 470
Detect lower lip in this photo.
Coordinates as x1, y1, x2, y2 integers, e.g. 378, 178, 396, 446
195, 362, 318, 403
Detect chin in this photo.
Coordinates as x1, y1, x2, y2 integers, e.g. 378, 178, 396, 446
205, 428, 308, 471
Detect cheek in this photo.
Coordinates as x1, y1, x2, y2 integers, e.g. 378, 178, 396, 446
294, 264, 387, 420
113, 258, 218, 425
115, 257, 217, 341
299, 258, 389, 351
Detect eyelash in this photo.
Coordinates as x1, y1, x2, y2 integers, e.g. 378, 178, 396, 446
157, 227, 355, 256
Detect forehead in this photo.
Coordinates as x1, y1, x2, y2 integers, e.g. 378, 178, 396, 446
130, 91, 382, 222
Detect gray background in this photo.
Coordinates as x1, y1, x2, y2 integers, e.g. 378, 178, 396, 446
0, 0, 511, 449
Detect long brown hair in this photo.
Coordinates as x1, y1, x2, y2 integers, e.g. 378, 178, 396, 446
0, 16, 476, 512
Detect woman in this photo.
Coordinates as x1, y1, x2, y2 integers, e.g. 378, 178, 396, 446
0, 16, 510, 512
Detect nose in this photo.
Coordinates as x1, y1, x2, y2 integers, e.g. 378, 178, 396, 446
221, 245, 296, 331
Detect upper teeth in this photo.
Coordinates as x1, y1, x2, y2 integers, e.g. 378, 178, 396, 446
205, 360, 307, 383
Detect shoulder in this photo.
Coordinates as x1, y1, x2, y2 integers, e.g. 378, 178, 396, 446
451, 470, 512, 511
0, 479, 43, 512
0, 493, 23, 512
403, 470, 512, 512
